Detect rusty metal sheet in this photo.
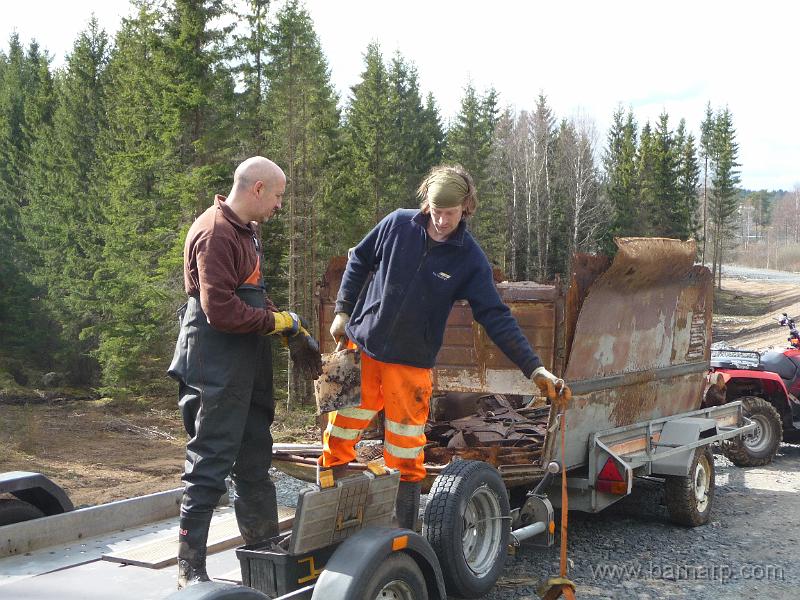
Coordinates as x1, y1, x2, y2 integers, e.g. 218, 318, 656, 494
544, 238, 713, 470
564, 252, 611, 367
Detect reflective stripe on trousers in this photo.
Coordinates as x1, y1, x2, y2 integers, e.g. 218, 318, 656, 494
321, 350, 432, 482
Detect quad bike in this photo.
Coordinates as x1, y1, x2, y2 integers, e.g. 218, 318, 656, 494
705, 313, 800, 466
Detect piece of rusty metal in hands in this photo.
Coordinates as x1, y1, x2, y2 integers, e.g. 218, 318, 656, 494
314, 347, 361, 414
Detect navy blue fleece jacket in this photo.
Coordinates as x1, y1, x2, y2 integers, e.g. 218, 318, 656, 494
335, 209, 543, 376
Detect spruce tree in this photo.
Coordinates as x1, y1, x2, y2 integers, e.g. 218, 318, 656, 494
22, 19, 111, 383
0, 34, 55, 361
90, 1, 236, 391
675, 119, 700, 240
636, 122, 656, 236
602, 107, 638, 252
262, 0, 340, 405
343, 42, 392, 225
709, 107, 740, 288
445, 83, 503, 264
234, 0, 271, 154
648, 112, 681, 237
699, 103, 715, 263
418, 92, 444, 177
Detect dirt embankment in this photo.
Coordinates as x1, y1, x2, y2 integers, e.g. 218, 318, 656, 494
713, 278, 800, 350
0, 394, 318, 508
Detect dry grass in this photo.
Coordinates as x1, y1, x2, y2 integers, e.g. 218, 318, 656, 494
272, 402, 321, 443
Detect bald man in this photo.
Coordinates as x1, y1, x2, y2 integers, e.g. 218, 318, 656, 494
168, 157, 321, 589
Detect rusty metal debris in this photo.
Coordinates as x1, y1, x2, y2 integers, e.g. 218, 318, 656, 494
346, 394, 550, 469
314, 347, 362, 414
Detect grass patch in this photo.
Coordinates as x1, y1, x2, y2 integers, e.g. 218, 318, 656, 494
272, 402, 320, 443
0, 404, 42, 455
714, 287, 772, 317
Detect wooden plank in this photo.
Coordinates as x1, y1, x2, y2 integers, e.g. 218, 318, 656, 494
436, 346, 477, 367
101, 507, 295, 569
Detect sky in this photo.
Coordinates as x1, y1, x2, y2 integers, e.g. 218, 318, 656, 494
2, 0, 798, 191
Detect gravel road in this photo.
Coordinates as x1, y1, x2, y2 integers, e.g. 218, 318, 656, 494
272, 442, 800, 599
722, 264, 800, 284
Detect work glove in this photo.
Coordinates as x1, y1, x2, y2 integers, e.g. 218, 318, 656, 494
531, 366, 572, 404
329, 312, 350, 344
269, 310, 303, 336
287, 331, 323, 380
274, 312, 323, 380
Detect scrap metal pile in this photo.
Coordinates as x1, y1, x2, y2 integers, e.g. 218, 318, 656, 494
354, 393, 550, 468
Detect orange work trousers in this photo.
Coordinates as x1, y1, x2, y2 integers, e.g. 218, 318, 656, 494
320, 350, 432, 482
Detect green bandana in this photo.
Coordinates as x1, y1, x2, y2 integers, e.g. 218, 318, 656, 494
427, 172, 467, 208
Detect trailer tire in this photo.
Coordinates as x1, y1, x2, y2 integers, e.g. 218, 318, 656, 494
423, 459, 509, 599
664, 447, 715, 527
721, 396, 781, 467
0, 498, 45, 526
359, 552, 428, 600
164, 582, 269, 600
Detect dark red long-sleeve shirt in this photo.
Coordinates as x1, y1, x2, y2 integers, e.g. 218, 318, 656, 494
183, 195, 276, 333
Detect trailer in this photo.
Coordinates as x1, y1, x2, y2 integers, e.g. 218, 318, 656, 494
0, 238, 756, 599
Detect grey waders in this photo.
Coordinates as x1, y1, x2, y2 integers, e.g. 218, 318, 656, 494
169, 280, 278, 587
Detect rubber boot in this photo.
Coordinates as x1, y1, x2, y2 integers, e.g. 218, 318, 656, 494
395, 481, 421, 531
177, 513, 212, 589
233, 479, 279, 546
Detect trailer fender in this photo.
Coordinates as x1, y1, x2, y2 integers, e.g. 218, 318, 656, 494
0, 471, 73, 515
310, 526, 446, 600
651, 418, 718, 477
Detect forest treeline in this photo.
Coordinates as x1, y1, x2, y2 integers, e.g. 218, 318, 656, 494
0, 0, 744, 400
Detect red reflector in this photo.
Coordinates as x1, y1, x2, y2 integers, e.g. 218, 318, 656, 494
597, 458, 627, 495
598, 458, 625, 482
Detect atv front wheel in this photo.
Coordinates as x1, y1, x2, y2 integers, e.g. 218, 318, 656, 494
722, 396, 781, 467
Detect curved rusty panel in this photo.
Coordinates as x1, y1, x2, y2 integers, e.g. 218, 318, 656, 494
565, 238, 707, 381
550, 237, 713, 469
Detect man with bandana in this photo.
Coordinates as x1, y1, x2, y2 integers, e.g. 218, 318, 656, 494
319, 164, 569, 530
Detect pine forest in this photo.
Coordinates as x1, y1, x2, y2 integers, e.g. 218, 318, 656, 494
2, 0, 781, 404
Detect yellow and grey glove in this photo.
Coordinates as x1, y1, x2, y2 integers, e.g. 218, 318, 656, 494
531, 366, 572, 403
329, 312, 350, 343
270, 310, 302, 336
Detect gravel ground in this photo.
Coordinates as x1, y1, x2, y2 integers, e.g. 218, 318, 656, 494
272, 442, 800, 599
484, 444, 800, 600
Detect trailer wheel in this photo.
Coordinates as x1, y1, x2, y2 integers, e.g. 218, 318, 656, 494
0, 498, 45, 526
423, 459, 509, 598
360, 552, 428, 600
722, 396, 781, 467
163, 582, 269, 600
664, 447, 715, 527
